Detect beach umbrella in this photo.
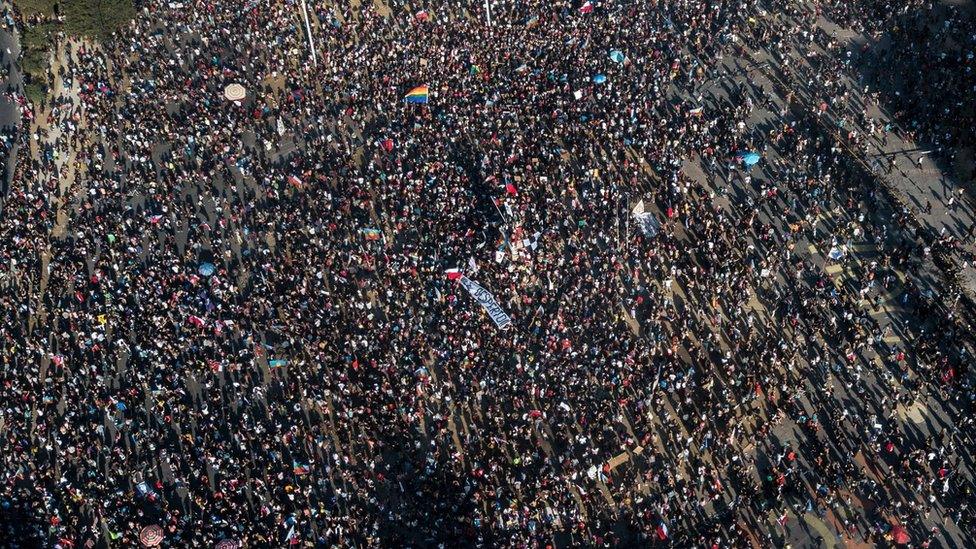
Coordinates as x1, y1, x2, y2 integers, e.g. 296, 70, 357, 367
198, 262, 216, 276
223, 83, 246, 101
609, 50, 626, 63
139, 525, 164, 547
592, 74, 607, 84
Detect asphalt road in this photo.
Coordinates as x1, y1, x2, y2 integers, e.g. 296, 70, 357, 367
0, 10, 22, 195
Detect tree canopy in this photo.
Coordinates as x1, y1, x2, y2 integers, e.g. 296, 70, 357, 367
61, 0, 136, 41
15, 0, 135, 40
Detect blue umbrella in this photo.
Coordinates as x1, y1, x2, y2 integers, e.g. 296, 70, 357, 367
609, 50, 626, 64
736, 151, 761, 167
593, 74, 607, 84
198, 262, 216, 276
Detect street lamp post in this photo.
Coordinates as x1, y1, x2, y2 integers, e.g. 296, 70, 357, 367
299, 0, 317, 67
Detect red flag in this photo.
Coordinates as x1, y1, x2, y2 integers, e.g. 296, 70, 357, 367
942, 367, 955, 383
505, 183, 517, 195
579, 1, 594, 14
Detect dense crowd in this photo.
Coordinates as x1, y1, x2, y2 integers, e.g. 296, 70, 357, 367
0, 0, 974, 547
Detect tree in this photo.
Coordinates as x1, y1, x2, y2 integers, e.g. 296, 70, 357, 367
21, 21, 57, 51
61, 0, 135, 41
13, 0, 57, 16
24, 81, 47, 105
21, 47, 49, 78
13, 0, 134, 105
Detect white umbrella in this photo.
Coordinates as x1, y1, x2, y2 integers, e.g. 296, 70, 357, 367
224, 83, 246, 101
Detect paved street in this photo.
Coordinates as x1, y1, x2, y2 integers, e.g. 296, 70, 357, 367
0, 6, 20, 195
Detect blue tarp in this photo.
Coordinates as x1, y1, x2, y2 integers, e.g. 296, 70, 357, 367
736, 151, 761, 167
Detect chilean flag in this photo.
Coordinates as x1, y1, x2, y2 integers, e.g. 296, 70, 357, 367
656, 520, 668, 540
445, 268, 463, 281
579, 1, 594, 14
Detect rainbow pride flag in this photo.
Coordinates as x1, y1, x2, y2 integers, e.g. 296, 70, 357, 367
405, 85, 429, 104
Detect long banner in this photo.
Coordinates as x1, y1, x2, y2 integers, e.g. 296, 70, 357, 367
459, 276, 512, 329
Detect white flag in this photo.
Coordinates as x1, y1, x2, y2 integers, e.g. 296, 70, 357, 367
632, 199, 660, 237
